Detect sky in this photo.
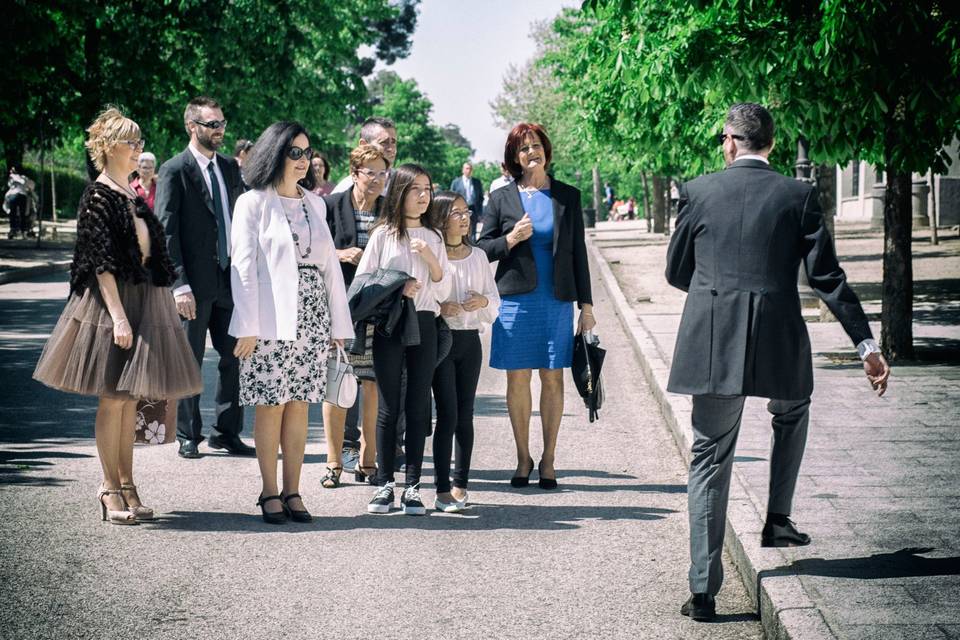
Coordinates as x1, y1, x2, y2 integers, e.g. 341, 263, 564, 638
381, 0, 579, 163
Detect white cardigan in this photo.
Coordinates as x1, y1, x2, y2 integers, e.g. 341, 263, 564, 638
228, 187, 354, 342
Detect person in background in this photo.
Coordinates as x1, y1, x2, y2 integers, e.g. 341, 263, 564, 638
311, 152, 336, 197
489, 162, 514, 194
478, 123, 595, 492
230, 121, 353, 524
354, 163, 450, 516
130, 152, 158, 211
234, 139, 254, 168
431, 191, 499, 512
627, 196, 637, 221
331, 117, 398, 194
33, 106, 202, 525
4, 166, 37, 239
450, 162, 483, 239
321, 145, 390, 487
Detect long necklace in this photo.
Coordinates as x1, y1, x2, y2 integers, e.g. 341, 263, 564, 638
102, 172, 138, 200
284, 196, 313, 259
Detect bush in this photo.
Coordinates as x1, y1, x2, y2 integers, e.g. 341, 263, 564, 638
19, 163, 90, 221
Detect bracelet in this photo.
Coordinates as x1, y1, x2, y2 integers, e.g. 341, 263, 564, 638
113, 318, 129, 326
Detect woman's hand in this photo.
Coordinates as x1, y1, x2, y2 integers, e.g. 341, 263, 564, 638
233, 336, 257, 359
402, 280, 422, 298
577, 306, 597, 335
440, 301, 463, 318
461, 292, 488, 312
330, 338, 345, 350
506, 213, 533, 250
410, 238, 439, 267
113, 318, 133, 350
337, 247, 363, 265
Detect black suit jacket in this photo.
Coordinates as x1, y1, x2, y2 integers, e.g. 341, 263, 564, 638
477, 179, 592, 306
323, 186, 382, 287
154, 148, 245, 300
665, 158, 872, 400
451, 176, 484, 222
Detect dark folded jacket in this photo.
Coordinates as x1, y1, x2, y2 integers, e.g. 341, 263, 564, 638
347, 268, 419, 355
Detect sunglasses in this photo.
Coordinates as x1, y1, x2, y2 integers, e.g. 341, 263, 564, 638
193, 119, 228, 130
715, 132, 746, 145
287, 146, 313, 161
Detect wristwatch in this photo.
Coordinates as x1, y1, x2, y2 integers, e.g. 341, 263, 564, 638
856, 339, 881, 361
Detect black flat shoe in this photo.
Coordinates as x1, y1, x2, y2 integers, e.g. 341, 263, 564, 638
538, 460, 558, 490
680, 593, 716, 621
208, 434, 256, 456
510, 457, 535, 488
178, 440, 201, 459
256, 495, 287, 524
761, 517, 811, 547
281, 493, 312, 523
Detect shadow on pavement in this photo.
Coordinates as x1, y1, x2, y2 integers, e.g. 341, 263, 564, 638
148, 503, 677, 533
759, 547, 960, 581
464, 479, 687, 494
0, 449, 92, 486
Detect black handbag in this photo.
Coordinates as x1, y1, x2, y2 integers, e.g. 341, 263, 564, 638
571, 331, 606, 422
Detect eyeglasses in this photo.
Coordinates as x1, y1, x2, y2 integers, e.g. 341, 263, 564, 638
193, 119, 228, 130
121, 139, 146, 151
448, 209, 471, 220
356, 167, 389, 181
286, 146, 313, 161
716, 132, 746, 145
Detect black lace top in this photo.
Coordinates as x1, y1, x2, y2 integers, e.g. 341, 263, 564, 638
69, 182, 176, 294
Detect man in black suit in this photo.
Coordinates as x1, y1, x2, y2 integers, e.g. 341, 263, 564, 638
450, 162, 483, 238
665, 103, 890, 621
155, 96, 254, 459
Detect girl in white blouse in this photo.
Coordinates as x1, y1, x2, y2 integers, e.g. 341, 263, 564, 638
354, 163, 451, 515
431, 192, 499, 512
229, 122, 354, 524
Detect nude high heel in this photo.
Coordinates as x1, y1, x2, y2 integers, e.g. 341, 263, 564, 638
120, 483, 154, 520
98, 486, 138, 525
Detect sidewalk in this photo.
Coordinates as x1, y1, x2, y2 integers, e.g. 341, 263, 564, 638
591, 219, 960, 639
0, 219, 76, 285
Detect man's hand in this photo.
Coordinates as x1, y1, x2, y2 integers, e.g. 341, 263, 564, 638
233, 336, 257, 359
337, 247, 363, 265
863, 352, 890, 397
175, 292, 197, 320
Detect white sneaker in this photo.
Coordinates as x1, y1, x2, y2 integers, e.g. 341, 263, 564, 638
433, 495, 463, 513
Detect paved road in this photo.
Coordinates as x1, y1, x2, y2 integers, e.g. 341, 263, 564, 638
0, 271, 761, 639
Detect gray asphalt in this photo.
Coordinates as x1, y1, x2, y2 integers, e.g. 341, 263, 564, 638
0, 271, 762, 640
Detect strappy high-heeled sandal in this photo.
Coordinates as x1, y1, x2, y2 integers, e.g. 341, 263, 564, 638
354, 463, 377, 485
120, 483, 154, 520
321, 465, 343, 489
98, 486, 138, 525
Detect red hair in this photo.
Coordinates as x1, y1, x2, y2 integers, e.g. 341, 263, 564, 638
504, 123, 552, 179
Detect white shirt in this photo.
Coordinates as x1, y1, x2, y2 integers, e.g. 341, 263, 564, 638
330, 174, 355, 194
490, 175, 513, 193
175, 143, 234, 297
733, 154, 770, 164
441, 246, 500, 332
354, 225, 452, 315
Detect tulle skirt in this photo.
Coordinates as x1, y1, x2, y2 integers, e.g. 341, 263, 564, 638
33, 279, 203, 400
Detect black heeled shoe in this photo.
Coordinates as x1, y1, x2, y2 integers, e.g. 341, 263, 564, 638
281, 493, 312, 523
355, 464, 377, 485
510, 457, 535, 488
256, 494, 287, 524
538, 460, 558, 490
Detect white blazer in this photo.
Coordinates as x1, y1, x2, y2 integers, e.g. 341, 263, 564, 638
228, 187, 354, 342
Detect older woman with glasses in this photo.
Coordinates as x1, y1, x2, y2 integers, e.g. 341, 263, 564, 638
130, 152, 158, 211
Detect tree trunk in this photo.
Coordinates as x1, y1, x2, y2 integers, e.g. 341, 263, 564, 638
641, 171, 651, 232
592, 165, 601, 216
652, 175, 665, 233
880, 167, 914, 361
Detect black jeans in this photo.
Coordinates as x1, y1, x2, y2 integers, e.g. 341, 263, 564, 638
431, 330, 481, 493
374, 311, 437, 487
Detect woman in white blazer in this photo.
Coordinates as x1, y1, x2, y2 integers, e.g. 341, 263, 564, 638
229, 122, 354, 524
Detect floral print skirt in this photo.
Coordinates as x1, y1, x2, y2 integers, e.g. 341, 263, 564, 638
239, 266, 332, 406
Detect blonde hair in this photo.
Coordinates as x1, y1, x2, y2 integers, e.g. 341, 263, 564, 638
85, 106, 141, 172
349, 145, 390, 174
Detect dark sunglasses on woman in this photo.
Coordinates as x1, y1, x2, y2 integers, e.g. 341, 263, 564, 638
287, 146, 313, 161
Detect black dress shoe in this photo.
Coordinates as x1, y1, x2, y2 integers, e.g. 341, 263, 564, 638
537, 460, 558, 490
178, 440, 201, 459
761, 518, 811, 547
256, 495, 287, 525
680, 593, 716, 621
281, 493, 312, 523
207, 434, 256, 456
510, 458, 535, 488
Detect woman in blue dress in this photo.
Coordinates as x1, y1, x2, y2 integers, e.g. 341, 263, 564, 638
477, 123, 596, 490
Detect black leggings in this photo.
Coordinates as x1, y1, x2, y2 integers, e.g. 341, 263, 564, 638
373, 311, 437, 487
431, 330, 482, 493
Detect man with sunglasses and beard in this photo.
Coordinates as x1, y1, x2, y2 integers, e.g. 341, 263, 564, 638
155, 96, 255, 459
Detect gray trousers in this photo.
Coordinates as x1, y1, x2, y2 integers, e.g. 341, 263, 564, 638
688, 394, 810, 595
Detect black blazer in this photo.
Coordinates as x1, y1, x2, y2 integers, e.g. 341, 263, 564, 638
477, 179, 592, 306
665, 158, 872, 400
323, 186, 382, 287
154, 148, 245, 300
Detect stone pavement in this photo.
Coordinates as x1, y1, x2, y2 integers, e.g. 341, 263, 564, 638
592, 219, 960, 640
0, 219, 76, 285
0, 269, 763, 639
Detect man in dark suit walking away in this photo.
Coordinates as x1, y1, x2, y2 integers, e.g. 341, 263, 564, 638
450, 162, 484, 239
665, 103, 890, 621
155, 96, 254, 459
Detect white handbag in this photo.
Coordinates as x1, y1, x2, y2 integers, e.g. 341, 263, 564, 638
325, 344, 358, 409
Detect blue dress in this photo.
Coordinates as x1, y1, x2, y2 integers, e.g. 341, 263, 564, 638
490, 189, 574, 370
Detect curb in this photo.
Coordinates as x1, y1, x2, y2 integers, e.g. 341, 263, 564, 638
585, 234, 834, 640
0, 261, 71, 286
